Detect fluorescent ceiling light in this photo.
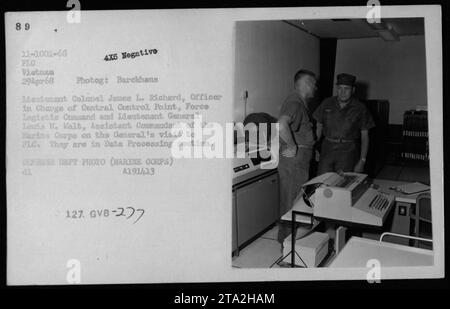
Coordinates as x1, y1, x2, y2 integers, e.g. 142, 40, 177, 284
376, 27, 399, 41
367, 20, 400, 41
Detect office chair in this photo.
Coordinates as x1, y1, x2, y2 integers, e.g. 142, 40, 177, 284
414, 193, 432, 249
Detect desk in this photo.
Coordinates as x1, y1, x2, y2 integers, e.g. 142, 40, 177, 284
372, 178, 425, 203
329, 236, 433, 267
280, 178, 430, 246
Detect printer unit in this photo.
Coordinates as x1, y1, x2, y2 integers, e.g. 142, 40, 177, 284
305, 172, 395, 227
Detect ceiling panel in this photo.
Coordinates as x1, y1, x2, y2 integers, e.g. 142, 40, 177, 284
285, 18, 424, 39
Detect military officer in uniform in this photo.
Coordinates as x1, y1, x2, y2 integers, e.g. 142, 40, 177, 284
277, 69, 317, 244
313, 73, 375, 174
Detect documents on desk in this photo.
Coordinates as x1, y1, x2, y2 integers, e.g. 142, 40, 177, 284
390, 182, 430, 195
301, 172, 395, 227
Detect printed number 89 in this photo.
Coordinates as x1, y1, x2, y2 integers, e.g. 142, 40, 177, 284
16, 23, 30, 31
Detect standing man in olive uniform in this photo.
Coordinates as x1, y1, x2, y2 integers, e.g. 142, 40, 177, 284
277, 69, 317, 244
313, 73, 375, 174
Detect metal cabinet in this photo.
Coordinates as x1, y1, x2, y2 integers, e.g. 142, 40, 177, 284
233, 171, 279, 251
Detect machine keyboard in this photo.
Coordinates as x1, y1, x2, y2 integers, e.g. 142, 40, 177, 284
369, 194, 389, 211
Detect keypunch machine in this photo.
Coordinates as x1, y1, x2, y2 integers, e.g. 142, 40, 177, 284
232, 147, 279, 255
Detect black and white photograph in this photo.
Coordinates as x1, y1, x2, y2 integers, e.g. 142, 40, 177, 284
1, 1, 445, 292
232, 17, 440, 271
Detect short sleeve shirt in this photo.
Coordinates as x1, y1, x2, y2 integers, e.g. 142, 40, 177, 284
312, 96, 375, 140
278, 91, 315, 147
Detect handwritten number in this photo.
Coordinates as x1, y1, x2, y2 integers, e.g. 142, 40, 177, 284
126, 207, 135, 219
116, 207, 125, 217
134, 209, 145, 224
65, 207, 144, 223
119, 207, 144, 223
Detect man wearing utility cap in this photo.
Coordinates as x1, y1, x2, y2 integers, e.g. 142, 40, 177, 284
313, 73, 375, 174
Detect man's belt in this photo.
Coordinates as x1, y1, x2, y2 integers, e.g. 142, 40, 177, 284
297, 144, 314, 149
325, 137, 356, 143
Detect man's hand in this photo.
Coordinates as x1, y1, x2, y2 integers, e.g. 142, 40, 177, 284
354, 159, 365, 173
282, 144, 297, 157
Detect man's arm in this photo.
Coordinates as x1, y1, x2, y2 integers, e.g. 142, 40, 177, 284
278, 115, 296, 146
278, 115, 297, 157
354, 129, 369, 172
360, 130, 369, 159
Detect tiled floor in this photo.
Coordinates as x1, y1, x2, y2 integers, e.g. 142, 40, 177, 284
232, 226, 282, 268
233, 164, 430, 268
259, 225, 279, 240
232, 225, 324, 268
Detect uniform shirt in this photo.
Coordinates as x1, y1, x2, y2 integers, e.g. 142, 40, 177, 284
313, 96, 375, 140
278, 91, 315, 148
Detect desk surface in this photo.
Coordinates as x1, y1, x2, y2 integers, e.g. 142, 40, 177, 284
281, 178, 428, 222
373, 178, 428, 204
329, 236, 434, 267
